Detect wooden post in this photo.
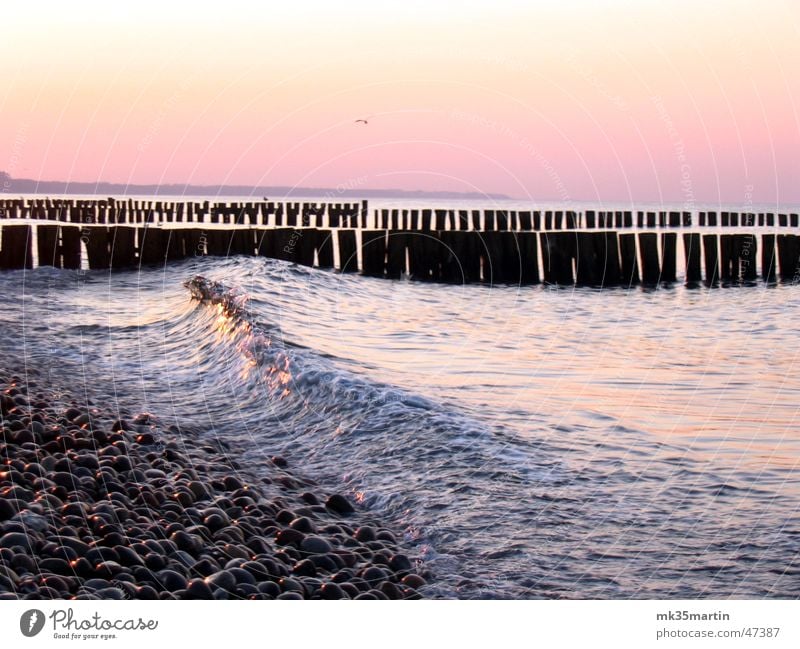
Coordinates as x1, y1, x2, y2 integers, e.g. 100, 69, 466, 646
660, 233, 677, 283
0, 225, 33, 270
337, 230, 358, 273
286, 203, 299, 227
314, 204, 325, 228
108, 225, 136, 269
497, 210, 509, 231
183, 229, 207, 258
327, 204, 340, 228
359, 230, 386, 277
164, 229, 187, 261
295, 228, 316, 267
494, 232, 528, 283
702, 234, 719, 286
480, 232, 504, 284
761, 234, 776, 283
720, 234, 737, 282
518, 232, 539, 284
638, 233, 660, 285
540, 232, 574, 285
386, 231, 409, 279
37, 225, 61, 267
619, 233, 639, 286
61, 227, 82, 269
737, 234, 757, 282
421, 209, 432, 231
602, 231, 622, 286
497, 232, 524, 282
575, 232, 600, 286
315, 230, 334, 268
777, 235, 800, 281
447, 231, 481, 283
683, 232, 702, 285
408, 232, 440, 281
137, 227, 168, 265
84, 227, 111, 269
255, 230, 274, 258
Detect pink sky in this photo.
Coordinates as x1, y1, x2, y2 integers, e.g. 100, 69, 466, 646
1, 0, 799, 204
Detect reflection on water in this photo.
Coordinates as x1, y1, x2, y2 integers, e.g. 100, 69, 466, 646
1, 257, 799, 598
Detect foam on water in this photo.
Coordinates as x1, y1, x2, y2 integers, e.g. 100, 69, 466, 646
1, 255, 799, 598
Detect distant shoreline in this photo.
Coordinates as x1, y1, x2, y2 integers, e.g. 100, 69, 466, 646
0, 175, 511, 202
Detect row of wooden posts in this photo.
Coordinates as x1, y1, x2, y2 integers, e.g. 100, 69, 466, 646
0, 198, 366, 228
1, 197, 799, 230
1, 223, 798, 286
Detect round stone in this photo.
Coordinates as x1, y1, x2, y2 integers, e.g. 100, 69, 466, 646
289, 517, 315, 534
275, 528, 305, 546
300, 536, 332, 555
389, 554, 412, 572
276, 591, 302, 599
205, 570, 236, 592
157, 569, 188, 592
401, 574, 427, 589
325, 494, 355, 515
292, 559, 317, 577
185, 578, 213, 599
354, 526, 377, 542
320, 582, 346, 600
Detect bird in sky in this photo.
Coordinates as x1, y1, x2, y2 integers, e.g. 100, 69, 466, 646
354, 119, 369, 125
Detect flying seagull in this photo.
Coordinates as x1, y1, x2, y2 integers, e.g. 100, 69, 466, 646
355, 119, 369, 125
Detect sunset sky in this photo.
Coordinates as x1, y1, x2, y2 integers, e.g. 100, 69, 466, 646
1, 0, 799, 204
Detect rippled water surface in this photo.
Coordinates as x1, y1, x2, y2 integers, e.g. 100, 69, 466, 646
1, 256, 799, 598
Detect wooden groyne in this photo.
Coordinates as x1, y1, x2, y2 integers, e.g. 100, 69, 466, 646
0, 197, 799, 287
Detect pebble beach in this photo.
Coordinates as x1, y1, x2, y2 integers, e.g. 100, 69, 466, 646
0, 368, 427, 600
